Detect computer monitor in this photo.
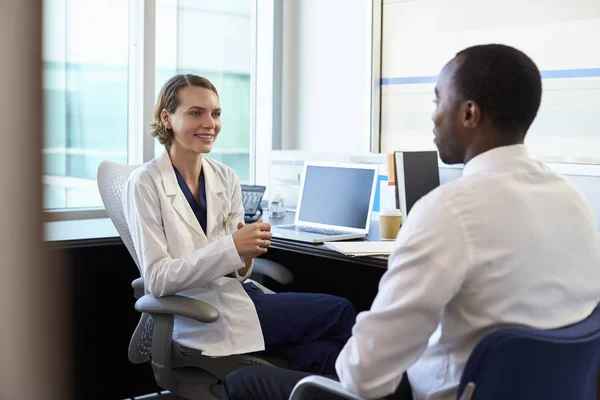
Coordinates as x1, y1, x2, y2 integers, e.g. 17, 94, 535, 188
295, 162, 378, 233
394, 151, 440, 217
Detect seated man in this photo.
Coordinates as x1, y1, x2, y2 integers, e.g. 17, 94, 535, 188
222, 44, 600, 400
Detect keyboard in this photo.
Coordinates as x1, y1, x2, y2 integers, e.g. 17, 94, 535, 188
277, 225, 350, 236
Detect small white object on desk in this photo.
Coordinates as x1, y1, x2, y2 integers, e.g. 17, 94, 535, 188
269, 194, 286, 219
323, 241, 396, 257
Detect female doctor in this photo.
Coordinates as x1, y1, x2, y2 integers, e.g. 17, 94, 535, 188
123, 74, 356, 375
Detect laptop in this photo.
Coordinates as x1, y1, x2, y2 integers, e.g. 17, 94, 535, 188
271, 161, 378, 243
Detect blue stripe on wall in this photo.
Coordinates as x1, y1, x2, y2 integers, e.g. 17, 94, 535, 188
381, 68, 600, 86
381, 76, 438, 85
540, 68, 600, 79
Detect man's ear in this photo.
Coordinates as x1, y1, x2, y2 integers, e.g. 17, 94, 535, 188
462, 100, 482, 129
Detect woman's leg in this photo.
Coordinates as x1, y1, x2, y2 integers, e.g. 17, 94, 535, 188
243, 282, 356, 346
243, 282, 356, 373
271, 339, 343, 375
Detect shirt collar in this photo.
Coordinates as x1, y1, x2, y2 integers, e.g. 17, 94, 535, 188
462, 144, 529, 177
157, 148, 225, 195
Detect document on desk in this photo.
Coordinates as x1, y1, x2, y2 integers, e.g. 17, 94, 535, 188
323, 241, 396, 257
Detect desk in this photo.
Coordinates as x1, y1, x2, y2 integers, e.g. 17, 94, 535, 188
44, 214, 389, 399
46, 217, 120, 248
263, 211, 388, 269
46, 213, 390, 269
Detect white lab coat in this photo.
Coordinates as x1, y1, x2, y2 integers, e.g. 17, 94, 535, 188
123, 149, 265, 356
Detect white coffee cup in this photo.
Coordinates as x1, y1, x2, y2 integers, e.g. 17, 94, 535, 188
379, 209, 402, 240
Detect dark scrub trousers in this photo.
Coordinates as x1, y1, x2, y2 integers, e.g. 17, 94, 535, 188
173, 165, 357, 375
242, 282, 356, 374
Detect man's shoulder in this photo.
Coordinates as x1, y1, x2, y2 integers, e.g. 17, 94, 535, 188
405, 173, 493, 229
416, 176, 466, 209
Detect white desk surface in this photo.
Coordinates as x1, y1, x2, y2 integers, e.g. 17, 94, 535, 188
45, 218, 118, 243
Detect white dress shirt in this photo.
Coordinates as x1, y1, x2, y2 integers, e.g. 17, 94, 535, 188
335, 145, 600, 400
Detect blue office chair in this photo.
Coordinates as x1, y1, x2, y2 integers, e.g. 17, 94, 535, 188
289, 304, 600, 400
457, 304, 600, 400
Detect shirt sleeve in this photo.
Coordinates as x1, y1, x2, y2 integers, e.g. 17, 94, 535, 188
233, 258, 254, 281
228, 169, 254, 282
335, 196, 471, 399
123, 170, 244, 297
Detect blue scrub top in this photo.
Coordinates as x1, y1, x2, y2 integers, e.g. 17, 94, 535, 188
173, 165, 207, 234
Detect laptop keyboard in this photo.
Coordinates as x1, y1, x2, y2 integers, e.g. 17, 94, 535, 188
277, 225, 350, 236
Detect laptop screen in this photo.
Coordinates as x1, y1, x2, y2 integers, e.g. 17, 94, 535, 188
297, 164, 376, 229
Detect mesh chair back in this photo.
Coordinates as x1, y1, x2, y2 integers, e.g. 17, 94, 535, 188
97, 161, 153, 364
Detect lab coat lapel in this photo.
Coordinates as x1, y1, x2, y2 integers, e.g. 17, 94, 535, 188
203, 158, 226, 239
157, 150, 206, 238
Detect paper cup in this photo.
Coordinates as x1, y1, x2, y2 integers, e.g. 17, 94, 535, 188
379, 209, 402, 240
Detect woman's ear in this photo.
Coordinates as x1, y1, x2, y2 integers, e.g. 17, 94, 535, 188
160, 109, 171, 129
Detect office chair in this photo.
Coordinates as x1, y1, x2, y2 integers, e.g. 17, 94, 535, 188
97, 161, 293, 400
289, 304, 600, 400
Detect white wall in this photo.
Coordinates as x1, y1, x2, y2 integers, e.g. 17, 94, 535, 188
281, 0, 373, 154
380, 0, 600, 230
380, 0, 600, 161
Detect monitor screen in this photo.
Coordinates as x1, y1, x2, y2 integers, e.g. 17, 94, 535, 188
297, 165, 375, 229
398, 151, 440, 215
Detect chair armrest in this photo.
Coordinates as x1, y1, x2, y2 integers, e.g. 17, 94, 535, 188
289, 376, 365, 400
135, 294, 220, 323
134, 294, 219, 390
131, 277, 145, 299
253, 258, 294, 285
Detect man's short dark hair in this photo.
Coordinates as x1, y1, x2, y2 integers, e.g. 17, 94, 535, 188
453, 44, 542, 140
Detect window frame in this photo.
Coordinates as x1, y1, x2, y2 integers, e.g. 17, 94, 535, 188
45, 0, 275, 221
370, 0, 383, 154
253, 0, 282, 199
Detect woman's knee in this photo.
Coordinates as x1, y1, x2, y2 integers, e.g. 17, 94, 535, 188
322, 296, 357, 338
222, 368, 244, 400
223, 366, 266, 400
332, 296, 357, 322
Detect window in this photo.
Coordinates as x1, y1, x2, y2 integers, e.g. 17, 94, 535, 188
43, 0, 129, 209
155, 0, 252, 182
44, 0, 259, 215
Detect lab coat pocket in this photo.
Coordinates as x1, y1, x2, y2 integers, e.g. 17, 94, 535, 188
219, 205, 233, 236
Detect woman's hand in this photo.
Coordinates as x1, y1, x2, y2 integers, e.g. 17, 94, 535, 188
232, 219, 272, 259
236, 222, 258, 269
